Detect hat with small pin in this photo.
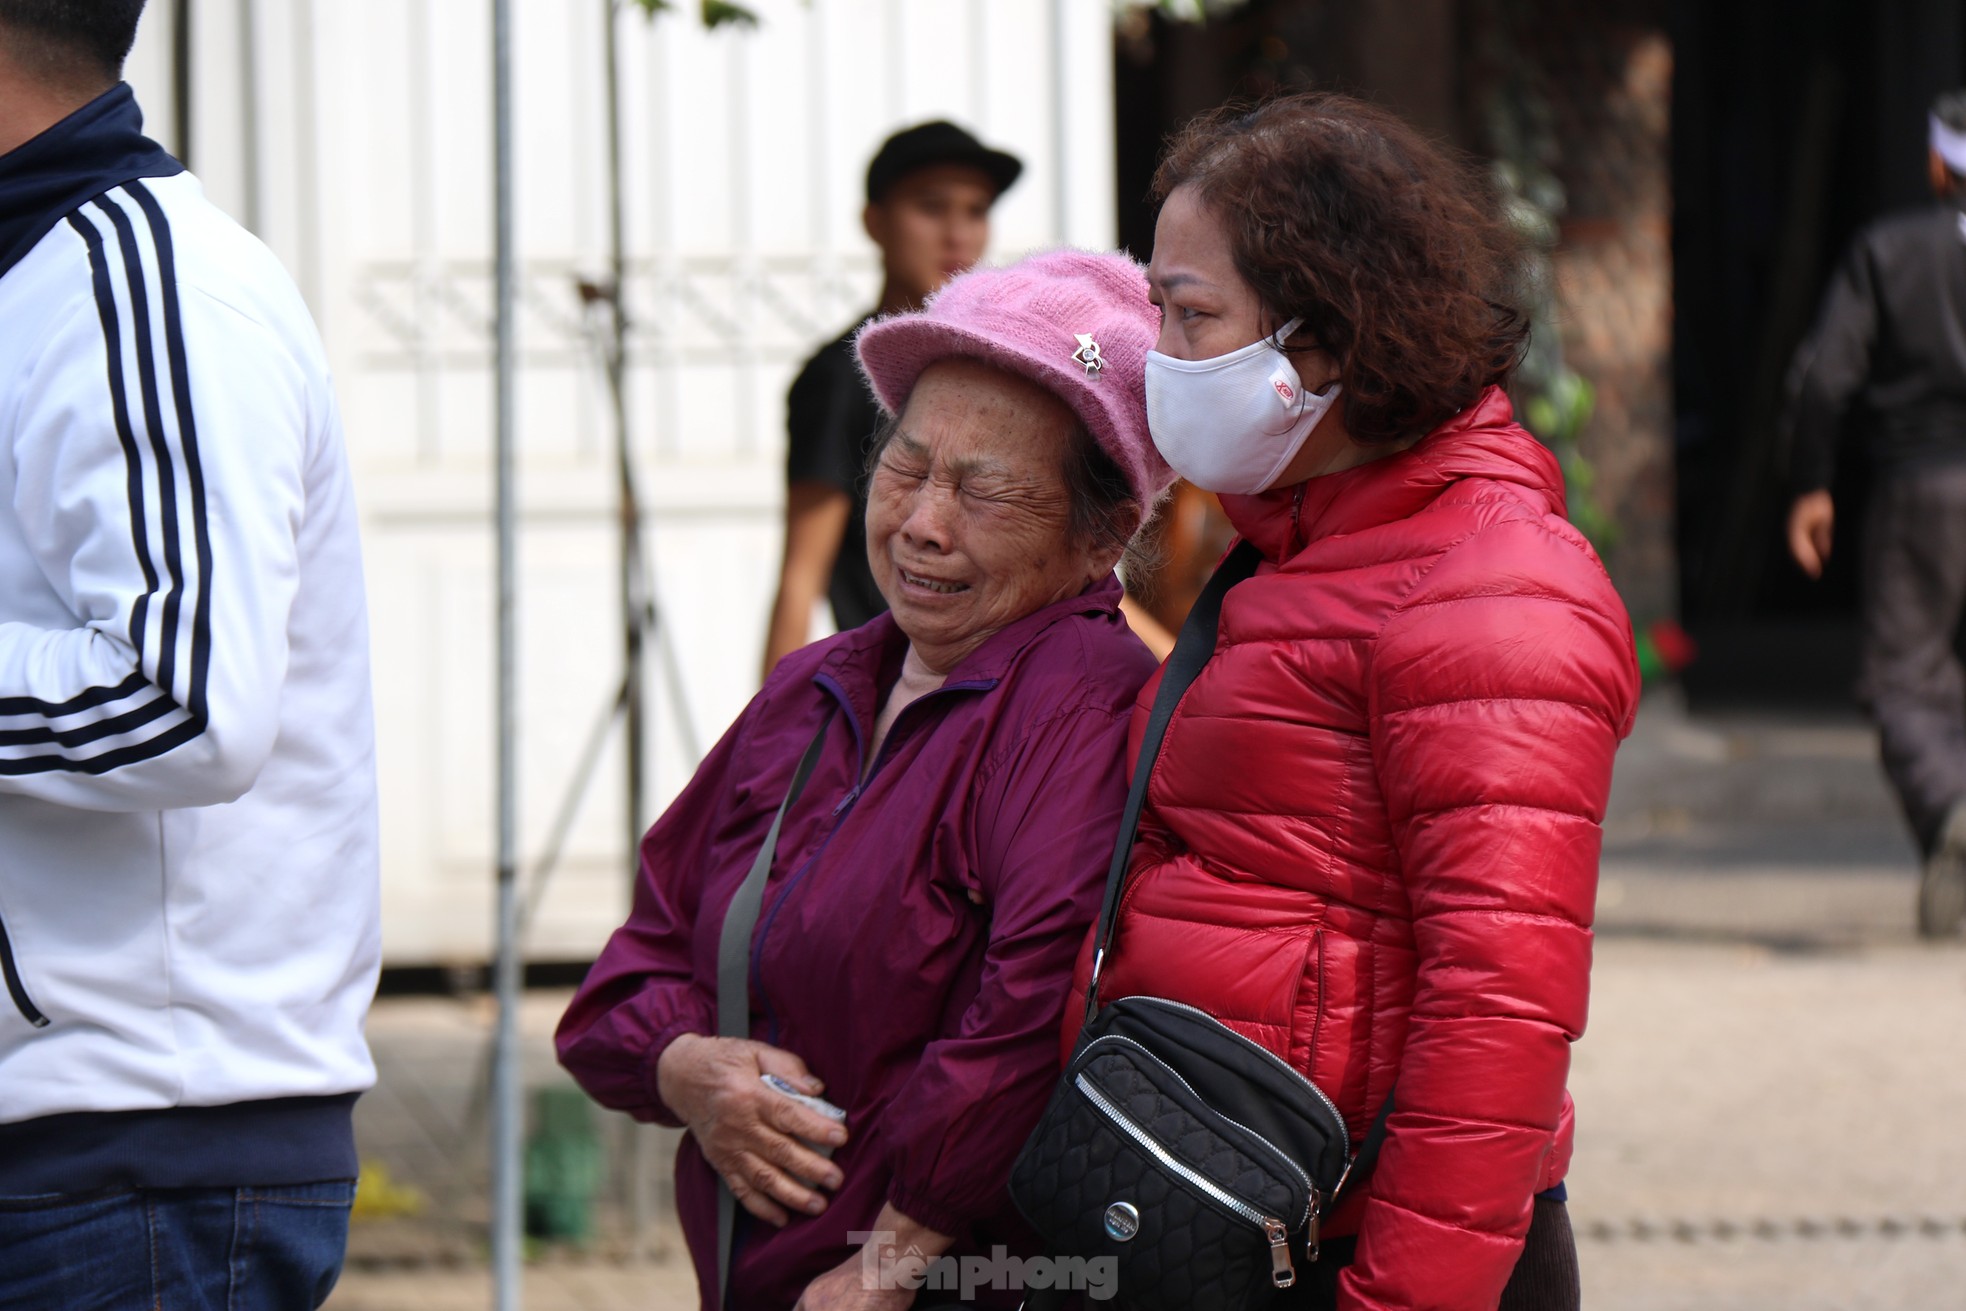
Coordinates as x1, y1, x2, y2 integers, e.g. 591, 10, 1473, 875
854, 248, 1174, 508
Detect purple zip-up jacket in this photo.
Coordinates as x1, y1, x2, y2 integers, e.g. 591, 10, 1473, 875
557, 572, 1153, 1311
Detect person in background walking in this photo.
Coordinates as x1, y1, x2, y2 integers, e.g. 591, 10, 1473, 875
762, 120, 1021, 676
0, 2, 381, 1306
1784, 89, 1966, 939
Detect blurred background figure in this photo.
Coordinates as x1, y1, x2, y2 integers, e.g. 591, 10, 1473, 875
761, 120, 1020, 676
1781, 88, 1966, 938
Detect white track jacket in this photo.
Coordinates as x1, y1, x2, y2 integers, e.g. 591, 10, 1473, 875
0, 85, 379, 1152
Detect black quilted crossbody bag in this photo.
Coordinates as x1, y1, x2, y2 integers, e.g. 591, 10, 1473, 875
1009, 542, 1391, 1311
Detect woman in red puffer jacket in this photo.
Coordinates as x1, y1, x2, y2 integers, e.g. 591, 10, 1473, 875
1066, 93, 1642, 1310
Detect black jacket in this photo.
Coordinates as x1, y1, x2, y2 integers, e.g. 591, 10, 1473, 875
1785, 195, 1966, 493
784, 317, 888, 630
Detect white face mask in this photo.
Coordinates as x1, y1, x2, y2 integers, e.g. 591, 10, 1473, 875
1144, 317, 1343, 494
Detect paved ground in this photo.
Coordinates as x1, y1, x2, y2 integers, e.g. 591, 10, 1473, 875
328, 693, 1966, 1309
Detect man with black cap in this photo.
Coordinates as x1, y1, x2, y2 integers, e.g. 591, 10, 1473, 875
1784, 89, 1966, 938
763, 121, 1021, 674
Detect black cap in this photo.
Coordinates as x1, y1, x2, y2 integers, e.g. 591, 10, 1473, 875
864, 121, 1023, 205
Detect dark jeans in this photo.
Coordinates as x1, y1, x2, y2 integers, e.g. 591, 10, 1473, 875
1858, 465, 1966, 856
0, 1181, 354, 1311
1275, 1196, 1580, 1311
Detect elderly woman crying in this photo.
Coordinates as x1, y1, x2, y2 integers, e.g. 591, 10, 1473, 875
557, 250, 1173, 1311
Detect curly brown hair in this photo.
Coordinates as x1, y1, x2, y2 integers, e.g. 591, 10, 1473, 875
1153, 92, 1530, 445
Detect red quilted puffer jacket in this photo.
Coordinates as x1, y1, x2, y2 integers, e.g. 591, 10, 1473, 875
1067, 388, 1640, 1310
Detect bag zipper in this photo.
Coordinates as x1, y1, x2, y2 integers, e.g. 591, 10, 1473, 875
0, 912, 49, 1028
1074, 1072, 1299, 1289
1081, 1033, 1313, 1228
1132, 997, 1351, 1150
1115, 996, 1351, 1256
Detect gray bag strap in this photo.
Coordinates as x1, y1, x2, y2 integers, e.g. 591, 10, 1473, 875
713, 704, 837, 1309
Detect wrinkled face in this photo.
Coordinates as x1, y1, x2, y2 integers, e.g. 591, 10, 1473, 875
865, 164, 998, 304
866, 359, 1105, 672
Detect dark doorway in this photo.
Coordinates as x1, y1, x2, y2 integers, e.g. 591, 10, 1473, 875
1671, 0, 1966, 705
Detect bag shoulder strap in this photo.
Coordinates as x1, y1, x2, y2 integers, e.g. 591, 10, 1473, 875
1336, 1089, 1396, 1206
1083, 540, 1262, 1022
1078, 545, 1401, 1202
713, 702, 838, 1307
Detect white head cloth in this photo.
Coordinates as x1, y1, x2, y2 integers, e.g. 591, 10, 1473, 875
1931, 113, 1966, 175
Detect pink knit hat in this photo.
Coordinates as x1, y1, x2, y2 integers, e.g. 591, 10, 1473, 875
855, 249, 1175, 508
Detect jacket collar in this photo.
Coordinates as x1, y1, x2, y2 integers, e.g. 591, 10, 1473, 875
0, 83, 182, 281
813, 572, 1127, 724
1219, 387, 1566, 562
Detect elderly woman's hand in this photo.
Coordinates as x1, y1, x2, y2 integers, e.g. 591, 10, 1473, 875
656, 1033, 849, 1226
794, 1202, 954, 1311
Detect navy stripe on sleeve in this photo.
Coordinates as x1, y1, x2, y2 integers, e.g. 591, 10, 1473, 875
96, 192, 187, 702
0, 195, 207, 771
68, 210, 159, 658
130, 180, 215, 720
0, 671, 148, 718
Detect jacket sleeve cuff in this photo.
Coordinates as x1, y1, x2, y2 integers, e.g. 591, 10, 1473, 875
636, 1006, 715, 1129
886, 1178, 977, 1242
